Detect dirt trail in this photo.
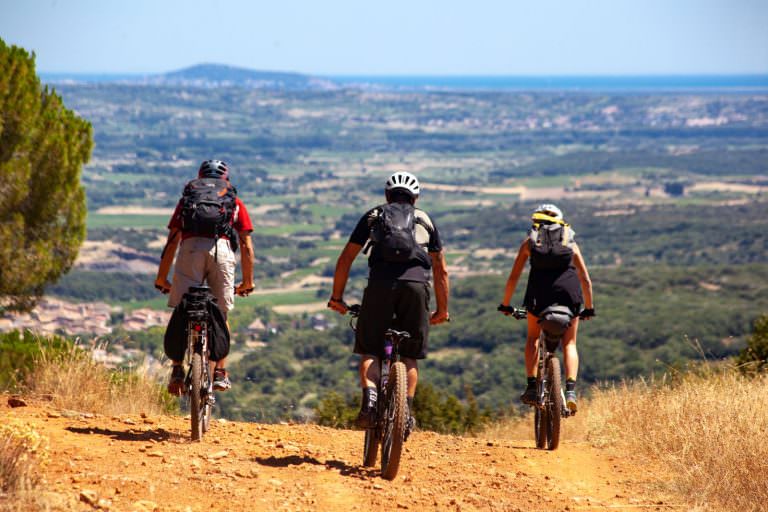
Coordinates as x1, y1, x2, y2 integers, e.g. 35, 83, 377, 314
4, 398, 679, 511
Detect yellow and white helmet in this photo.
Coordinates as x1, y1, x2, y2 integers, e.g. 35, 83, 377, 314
532, 203, 565, 224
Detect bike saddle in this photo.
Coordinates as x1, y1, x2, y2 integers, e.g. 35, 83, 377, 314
188, 285, 211, 294
385, 329, 411, 340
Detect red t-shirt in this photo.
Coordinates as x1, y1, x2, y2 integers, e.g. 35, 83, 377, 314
168, 196, 253, 240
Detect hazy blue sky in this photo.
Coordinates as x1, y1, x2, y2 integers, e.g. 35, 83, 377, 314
1, 0, 767, 75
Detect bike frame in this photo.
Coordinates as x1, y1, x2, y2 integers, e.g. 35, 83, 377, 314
186, 315, 212, 397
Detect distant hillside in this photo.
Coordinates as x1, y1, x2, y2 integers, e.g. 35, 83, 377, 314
151, 63, 335, 89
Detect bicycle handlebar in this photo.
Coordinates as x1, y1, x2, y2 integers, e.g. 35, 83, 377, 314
498, 304, 596, 320
497, 304, 528, 319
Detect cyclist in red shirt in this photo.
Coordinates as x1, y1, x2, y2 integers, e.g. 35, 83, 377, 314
155, 160, 255, 394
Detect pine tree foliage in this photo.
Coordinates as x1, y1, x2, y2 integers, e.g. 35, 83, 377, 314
0, 38, 93, 312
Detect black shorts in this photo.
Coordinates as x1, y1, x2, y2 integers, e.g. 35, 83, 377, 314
354, 280, 431, 360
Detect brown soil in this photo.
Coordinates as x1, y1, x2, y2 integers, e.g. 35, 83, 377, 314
4, 397, 680, 512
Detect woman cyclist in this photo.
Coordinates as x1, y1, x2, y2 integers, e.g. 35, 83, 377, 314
499, 204, 594, 411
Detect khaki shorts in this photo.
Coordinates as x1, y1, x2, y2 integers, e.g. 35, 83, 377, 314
168, 237, 236, 316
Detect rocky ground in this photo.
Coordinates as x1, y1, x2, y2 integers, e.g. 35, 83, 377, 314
2, 397, 680, 511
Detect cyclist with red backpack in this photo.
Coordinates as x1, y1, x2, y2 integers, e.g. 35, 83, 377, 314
155, 160, 255, 394
499, 204, 594, 412
328, 171, 450, 433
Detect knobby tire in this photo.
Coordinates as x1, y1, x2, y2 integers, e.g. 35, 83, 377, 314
190, 352, 204, 441
545, 357, 563, 450
380, 361, 407, 480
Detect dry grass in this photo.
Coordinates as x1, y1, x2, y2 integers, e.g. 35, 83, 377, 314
586, 367, 768, 512
0, 420, 51, 511
26, 341, 173, 417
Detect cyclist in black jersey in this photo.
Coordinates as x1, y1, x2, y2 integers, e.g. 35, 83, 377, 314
328, 172, 450, 432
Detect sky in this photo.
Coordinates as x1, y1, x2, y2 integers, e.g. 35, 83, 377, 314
1, 0, 767, 75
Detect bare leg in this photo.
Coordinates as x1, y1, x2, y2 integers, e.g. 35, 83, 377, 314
525, 313, 542, 378
360, 355, 380, 388
402, 357, 418, 397
562, 317, 579, 381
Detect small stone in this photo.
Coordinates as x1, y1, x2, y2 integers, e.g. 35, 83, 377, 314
123, 418, 137, 425
373, 484, 384, 490
133, 500, 158, 512
47, 411, 61, 418
268, 478, 283, 487
82, 412, 95, 419
97, 498, 111, 509
79, 489, 98, 505
61, 409, 80, 418
147, 451, 164, 458
208, 450, 229, 460
217, 418, 228, 423
7, 396, 27, 407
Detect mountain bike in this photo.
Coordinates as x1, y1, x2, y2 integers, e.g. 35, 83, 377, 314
499, 304, 586, 450
183, 286, 216, 441
346, 303, 409, 480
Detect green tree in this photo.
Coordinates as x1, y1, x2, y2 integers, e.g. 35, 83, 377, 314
0, 38, 93, 312
737, 314, 768, 373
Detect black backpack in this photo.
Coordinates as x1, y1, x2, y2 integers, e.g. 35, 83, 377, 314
180, 178, 237, 238
368, 203, 427, 263
529, 222, 575, 270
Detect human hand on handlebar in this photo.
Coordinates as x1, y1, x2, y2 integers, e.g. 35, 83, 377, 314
154, 277, 171, 294
430, 310, 450, 325
579, 308, 595, 320
236, 281, 255, 297
497, 304, 527, 319
327, 297, 348, 315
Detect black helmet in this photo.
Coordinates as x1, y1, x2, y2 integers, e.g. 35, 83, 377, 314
198, 160, 230, 179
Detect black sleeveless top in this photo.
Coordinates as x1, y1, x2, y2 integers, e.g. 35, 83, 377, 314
523, 248, 583, 316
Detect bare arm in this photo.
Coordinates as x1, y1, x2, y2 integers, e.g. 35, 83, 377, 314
328, 242, 363, 314
154, 228, 181, 293
572, 243, 593, 310
430, 251, 450, 325
235, 231, 255, 296
501, 238, 530, 306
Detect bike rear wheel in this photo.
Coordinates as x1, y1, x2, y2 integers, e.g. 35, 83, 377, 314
190, 352, 205, 441
380, 361, 407, 480
544, 357, 563, 450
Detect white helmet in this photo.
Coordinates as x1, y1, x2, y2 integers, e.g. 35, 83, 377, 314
385, 171, 420, 197
533, 203, 563, 221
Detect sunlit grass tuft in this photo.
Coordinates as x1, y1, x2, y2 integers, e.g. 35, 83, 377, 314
27, 339, 176, 417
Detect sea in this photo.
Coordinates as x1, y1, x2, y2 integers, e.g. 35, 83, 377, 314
40, 73, 768, 93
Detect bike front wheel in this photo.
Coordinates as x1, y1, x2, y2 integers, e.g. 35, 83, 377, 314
190, 352, 205, 441
380, 361, 407, 480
